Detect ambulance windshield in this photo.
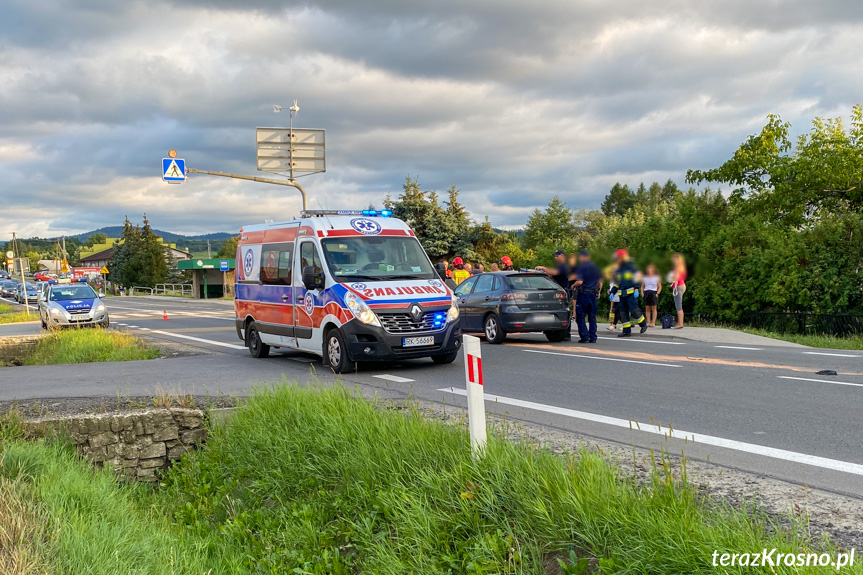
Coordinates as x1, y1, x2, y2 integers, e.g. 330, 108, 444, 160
321, 237, 437, 281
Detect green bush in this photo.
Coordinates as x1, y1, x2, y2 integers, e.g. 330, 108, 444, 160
23, 329, 158, 365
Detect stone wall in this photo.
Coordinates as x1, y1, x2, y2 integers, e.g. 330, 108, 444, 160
24, 408, 206, 482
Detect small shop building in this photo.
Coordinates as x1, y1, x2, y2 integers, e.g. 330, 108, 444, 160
177, 258, 235, 299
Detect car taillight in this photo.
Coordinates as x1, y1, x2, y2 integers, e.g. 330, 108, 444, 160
501, 292, 526, 301
554, 292, 566, 299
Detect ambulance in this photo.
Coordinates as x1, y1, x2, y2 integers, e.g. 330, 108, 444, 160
234, 210, 462, 373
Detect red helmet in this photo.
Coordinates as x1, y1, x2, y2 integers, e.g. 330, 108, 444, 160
615, 249, 629, 260
500, 256, 513, 266
452, 257, 464, 266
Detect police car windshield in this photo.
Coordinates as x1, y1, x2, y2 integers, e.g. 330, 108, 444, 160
51, 285, 98, 301
321, 237, 436, 281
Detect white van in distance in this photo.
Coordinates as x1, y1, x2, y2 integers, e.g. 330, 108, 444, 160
234, 210, 462, 373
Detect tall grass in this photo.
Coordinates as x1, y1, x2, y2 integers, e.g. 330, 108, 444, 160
0, 386, 855, 574
0, 311, 38, 324
162, 385, 844, 574
0, 478, 48, 575
23, 329, 159, 365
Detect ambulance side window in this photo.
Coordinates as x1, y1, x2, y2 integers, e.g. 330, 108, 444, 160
260, 242, 293, 286
300, 242, 322, 277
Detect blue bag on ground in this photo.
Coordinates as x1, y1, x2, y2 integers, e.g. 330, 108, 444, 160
660, 315, 675, 329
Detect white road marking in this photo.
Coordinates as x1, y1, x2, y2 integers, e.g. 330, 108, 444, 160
715, 345, 764, 351
138, 327, 151, 331
524, 348, 681, 368
803, 351, 861, 358
597, 337, 686, 345
128, 325, 139, 328
778, 376, 863, 389
372, 374, 415, 383
116, 323, 127, 326
439, 388, 863, 477
148, 330, 246, 350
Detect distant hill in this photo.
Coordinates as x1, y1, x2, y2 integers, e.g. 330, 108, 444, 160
70, 228, 235, 243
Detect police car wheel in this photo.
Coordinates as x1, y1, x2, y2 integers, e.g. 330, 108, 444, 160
325, 329, 356, 374
484, 314, 506, 344
247, 323, 270, 359
431, 350, 459, 364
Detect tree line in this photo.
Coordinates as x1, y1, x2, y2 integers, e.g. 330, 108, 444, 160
385, 106, 863, 321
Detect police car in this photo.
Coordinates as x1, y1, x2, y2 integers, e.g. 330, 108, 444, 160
38, 281, 109, 329
234, 209, 462, 373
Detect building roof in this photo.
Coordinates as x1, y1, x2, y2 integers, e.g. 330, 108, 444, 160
80, 247, 114, 263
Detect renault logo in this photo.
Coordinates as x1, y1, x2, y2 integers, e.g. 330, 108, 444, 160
409, 304, 423, 321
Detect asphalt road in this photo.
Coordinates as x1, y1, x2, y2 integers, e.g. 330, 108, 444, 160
2, 295, 862, 498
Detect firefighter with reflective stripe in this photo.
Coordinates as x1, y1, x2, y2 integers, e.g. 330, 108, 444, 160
451, 257, 471, 285
609, 249, 647, 337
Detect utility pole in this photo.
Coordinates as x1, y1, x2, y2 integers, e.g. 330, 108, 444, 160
207, 240, 212, 259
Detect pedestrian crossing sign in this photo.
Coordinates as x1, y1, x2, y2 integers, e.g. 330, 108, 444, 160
162, 157, 186, 183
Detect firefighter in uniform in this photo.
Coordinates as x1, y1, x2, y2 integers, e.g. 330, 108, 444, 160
451, 257, 471, 285
610, 249, 648, 338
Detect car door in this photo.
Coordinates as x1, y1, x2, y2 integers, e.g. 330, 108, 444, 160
463, 274, 495, 331
295, 240, 325, 351
453, 275, 479, 331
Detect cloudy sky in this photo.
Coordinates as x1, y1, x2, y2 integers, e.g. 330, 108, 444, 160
2, 0, 862, 239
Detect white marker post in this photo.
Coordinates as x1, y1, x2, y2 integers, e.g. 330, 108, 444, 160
462, 334, 487, 456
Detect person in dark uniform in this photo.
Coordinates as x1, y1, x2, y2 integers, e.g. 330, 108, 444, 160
536, 249, 574, 341
436, 262, 457, 291
572, 249, 602, 343
610, 249, 647, 338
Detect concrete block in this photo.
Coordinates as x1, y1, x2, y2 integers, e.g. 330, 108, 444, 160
139, 457, 166, 469
89, 431, 118, 448
179, 428, 206, 445
138, 442, 166, 459
152, 425, 179, 442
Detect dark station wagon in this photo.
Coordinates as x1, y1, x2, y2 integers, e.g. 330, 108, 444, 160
454, 271, 570, 344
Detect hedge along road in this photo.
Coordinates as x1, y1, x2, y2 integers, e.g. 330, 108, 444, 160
2, 295, 863, 499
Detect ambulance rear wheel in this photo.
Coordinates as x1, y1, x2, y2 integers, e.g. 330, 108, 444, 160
247, 323, 270, 359
325, 329, 356, 374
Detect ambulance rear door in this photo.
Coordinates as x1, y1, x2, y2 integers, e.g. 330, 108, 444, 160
258, 224, 299, 349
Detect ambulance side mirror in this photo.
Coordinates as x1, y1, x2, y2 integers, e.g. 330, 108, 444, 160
302, 266, 324, 290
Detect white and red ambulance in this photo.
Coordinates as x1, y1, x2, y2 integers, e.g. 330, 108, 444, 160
234, 210, 462, 373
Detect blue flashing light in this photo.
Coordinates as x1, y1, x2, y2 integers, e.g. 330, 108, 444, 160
362, 209, 378, 216
380, 209, 393, 217
433, 312, 446, 327
78, 278, 88, 283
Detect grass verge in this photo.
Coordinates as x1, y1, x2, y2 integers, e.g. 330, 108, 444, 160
0, 385, 854, 574
22, 329, 159, 365
736, 328, 863, 350
0, 304, 38, 324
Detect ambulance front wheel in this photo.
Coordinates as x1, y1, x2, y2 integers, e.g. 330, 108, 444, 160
247, 322, 270, 359
325, 328, 357, 374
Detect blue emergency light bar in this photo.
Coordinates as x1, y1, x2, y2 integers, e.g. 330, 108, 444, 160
301, 209, 393, 218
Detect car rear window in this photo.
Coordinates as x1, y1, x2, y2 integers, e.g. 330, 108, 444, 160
506, 274, 562, 291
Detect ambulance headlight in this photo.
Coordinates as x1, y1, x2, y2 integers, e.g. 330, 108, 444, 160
447, 296, 459, 322
346, 294, 381, 327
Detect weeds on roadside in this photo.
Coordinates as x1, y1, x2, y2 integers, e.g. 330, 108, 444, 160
23, 330, 158, 365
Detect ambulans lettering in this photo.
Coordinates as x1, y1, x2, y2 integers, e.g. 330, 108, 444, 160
353, 281, 447, 301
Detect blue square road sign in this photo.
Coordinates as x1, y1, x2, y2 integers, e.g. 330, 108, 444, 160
162, 158, 186, 182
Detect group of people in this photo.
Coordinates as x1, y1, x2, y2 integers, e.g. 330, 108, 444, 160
607, 252, 687, 332
437, 255, 515, 290
436, 249, 687, 341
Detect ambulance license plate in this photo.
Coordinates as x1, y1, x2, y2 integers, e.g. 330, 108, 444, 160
403, 336, 434, 347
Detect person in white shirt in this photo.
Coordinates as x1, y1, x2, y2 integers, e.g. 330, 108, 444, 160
641, 263, 662, 327
606, 279, 620, 330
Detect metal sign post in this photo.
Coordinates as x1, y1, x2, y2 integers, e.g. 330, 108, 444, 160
16, 258, 30, 316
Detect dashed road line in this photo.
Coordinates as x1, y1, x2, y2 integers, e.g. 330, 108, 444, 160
439, 388, 863, 477
524, 348, 681, 368
778, 376, 863, 388
372, 374, 415, 383
148, 330, 246, 350
715, 345, 763, 351
803, 351, 861, 358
